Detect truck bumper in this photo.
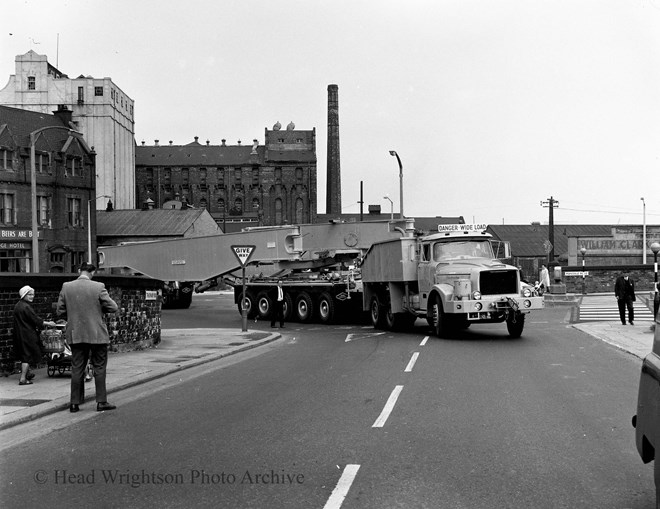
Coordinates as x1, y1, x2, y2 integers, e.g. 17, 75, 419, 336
445, 295, 544, 319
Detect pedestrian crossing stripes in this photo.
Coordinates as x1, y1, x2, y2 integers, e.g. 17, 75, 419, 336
578, 301, 654, 322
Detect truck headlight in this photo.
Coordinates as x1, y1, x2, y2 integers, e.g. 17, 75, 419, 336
474, 302, 483, 311
523, 300, 531, 308
472, 291, 482, 300
522, 288, 532, 297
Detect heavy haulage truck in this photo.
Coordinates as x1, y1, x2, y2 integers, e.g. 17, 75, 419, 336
360, 224, 544, 338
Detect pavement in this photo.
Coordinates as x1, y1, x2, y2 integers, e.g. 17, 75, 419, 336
0, 293, 656, 431
0, 327, 281, 431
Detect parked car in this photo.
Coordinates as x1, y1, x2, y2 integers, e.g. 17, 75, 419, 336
632, 309, 660, 508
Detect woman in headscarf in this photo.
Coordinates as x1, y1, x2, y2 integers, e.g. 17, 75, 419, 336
13, 286, 55, 385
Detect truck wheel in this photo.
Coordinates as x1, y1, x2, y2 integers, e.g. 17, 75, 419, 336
257, 291, 273, 320
295, 292, 314, 322
370, 295, 387, 329
429, 294, 450, 338
318, 292, 335, 324
283, 293, 294, 321
506, 312, 525, 338
238, 291, 258, 319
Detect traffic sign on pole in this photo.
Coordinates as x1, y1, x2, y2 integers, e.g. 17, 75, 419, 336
231, 245, 256, 267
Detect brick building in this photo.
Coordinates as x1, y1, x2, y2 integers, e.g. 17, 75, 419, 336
0, 50, 135, 210
135, 123, 317, 232
0, 105, 98, 273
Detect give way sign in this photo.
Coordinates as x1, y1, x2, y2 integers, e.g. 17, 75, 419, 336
231, 245, 256, 267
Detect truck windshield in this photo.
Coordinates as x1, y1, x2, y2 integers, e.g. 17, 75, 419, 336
433, 240, 494, 260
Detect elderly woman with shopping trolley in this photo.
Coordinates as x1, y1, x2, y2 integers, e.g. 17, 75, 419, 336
13, 285, 56, 385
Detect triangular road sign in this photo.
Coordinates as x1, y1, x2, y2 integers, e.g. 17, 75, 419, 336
231, 245, 256, 267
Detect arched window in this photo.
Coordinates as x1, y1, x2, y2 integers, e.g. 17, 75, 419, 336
275, 198, 283, 225
199, 198, 208, 210
217, 198, 225, 212
295, 198, 304, 224
252, 198, 260, 211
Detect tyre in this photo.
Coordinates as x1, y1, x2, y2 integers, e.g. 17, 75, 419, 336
295, 292, 314, 322
256, 291, 273, 320
47, 366, 55, 377
429, 293, 450, 338
370, 294, 387, 330
283, 293, 294, 321
318, 292, 336, 324
506, 311, 525, 338
237, 291, 258, 319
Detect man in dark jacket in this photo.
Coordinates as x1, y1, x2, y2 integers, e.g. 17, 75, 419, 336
56, 263, 119, 413
614, 272, 636, 325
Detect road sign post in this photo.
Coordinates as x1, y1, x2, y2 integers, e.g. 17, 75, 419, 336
231, 245, 256, 332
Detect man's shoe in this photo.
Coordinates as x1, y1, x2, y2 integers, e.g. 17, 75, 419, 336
97, 402, 116, 412
629, 321, 634, 326
69, 404, 79, 413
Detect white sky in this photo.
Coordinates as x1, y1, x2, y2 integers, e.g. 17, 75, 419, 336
2, 0, 659, 225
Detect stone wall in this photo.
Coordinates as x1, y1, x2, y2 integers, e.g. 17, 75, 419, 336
0, 274, 163, 374
559, 264, 658, 295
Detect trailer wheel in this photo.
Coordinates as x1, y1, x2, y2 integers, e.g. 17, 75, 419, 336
506, 311, 525, 338
283, 293, 294, 321
429, 294, 450, 338
318, 292, 335, 324
238, 291, 258, 319
295, 292, 314, 322
257, 291, 273, 320
370, 295, 387, 330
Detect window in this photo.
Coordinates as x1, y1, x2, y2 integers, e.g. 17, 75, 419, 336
296, 167, 303, 183
252, 198, 260, 211
50, 252, 65, 271
37, 153, 49, 173
67, 197, 82, 227
199, 198, 208, 210
234, 168, 242, 184
217, 198, 225, 213
28, 76, 35, 90
71, 251, 86, 272
275, 167, 282, 184
275, 198, 283, 224
182, 168, 189, 185
37, 196, 51, 227
252, 167, 259, 185
77, 86, 84, 103
217, 168, 225, 188
1, 148, 13, 170
295, 198, 304, 224
0, 192, 15, 224
66, 157, 83, 177
94, 86, 103, 96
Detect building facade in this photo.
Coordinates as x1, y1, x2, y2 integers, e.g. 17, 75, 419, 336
0, 105, 97, 273
135, 123, 317, 231
0, 50, 135, 209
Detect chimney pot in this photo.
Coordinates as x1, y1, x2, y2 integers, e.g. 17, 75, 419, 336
154, 140, 159, 146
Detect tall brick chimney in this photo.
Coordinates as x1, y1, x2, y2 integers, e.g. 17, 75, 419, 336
326, 84, 341, 214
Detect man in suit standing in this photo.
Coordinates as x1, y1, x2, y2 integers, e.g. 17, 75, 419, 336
614, 272, 636, 325
269, 280, 285, 329
57, 262, 119, 413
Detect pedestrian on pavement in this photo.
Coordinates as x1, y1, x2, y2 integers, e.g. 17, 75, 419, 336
56, 262, 119, 413
269, 280, 285, 328
539, 264, 550, 293
13, 286, 56, 385
614, 271, 636, 325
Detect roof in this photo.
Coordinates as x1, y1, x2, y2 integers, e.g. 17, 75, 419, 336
486, 224, 614, 257
97, 209, 217, 237
0, 105, 76, 148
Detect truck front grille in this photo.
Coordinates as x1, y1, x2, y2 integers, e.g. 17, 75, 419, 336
479, 270, 517, 295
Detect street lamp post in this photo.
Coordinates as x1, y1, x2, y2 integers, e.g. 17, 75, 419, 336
88, 195, 111, 264
383, 195, 393, 221
651, 242, 660, 318
389, 151, 404, 219
30, 125, 80, 273
641, 197, 646, 264
580, 247, 587, 295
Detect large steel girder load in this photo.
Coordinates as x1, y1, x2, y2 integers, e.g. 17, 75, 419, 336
97, 226, 303, 282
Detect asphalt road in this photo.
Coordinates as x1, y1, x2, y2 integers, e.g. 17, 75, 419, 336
0, 293, 655, 508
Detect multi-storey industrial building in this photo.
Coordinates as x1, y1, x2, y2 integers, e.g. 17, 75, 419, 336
0, 105, 97, 273
135, 123, 317, 231
0, 50, 135, 210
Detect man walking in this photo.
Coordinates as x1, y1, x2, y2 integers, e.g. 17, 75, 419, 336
57, 262, 119, 413
269, 280, 285, 328
614, 271, 636, 325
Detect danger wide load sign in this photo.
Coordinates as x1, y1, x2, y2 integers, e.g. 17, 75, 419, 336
437, 224, 488, 233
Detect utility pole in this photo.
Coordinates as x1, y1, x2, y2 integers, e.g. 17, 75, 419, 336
540, 196, 559, 263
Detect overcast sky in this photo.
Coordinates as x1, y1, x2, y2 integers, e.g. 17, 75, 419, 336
2, 0, 659, 225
